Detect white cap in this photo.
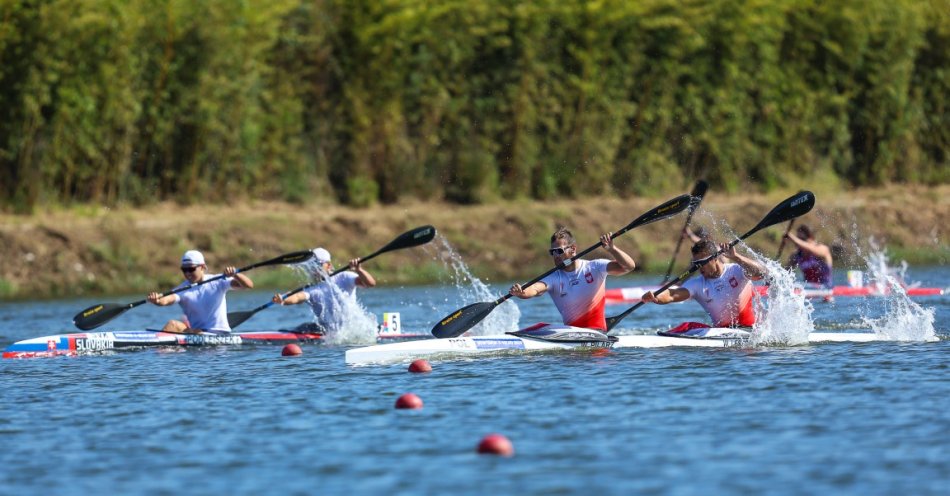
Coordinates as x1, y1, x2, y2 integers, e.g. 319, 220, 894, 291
312, 247, 331, 264
181, 250, 205, 267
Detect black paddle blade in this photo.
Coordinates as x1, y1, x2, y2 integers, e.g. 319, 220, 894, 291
431, 301, 499, 339
246, 250, 314, 270
745, 191, 815, 239
619, 194, 693, 236
383, 225, 436, 252
690, 180, 709, 205
73, 303, 131, 331
604, 314, 622, 331
226, 310, 256, 329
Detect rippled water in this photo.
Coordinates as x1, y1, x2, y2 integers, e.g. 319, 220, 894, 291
1, 265, 948, 495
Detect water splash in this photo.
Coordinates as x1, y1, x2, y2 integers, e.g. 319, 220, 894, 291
426, 236, 520, 336
860, 244, 936, 341
293, 261, 378, 345
865, 238, 912, 290
750, 252, 814, 346
693, 216, 817, 346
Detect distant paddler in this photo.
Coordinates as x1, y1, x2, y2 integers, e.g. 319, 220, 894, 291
147, 250, 254, 333
509, 227, 636, 331
783, 224, 834, 289
271, 247, 376, 333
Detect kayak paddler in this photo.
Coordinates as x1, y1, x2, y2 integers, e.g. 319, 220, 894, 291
270, 247, 376, 333
147, 250, 254, 333
509, 227, 636, 332
641, 239, 766, 330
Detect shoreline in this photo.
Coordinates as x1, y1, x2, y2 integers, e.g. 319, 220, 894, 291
2, 185, 947, 300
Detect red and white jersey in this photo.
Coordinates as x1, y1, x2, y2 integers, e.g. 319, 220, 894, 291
540, 259, 610, 330
680, 263, 756, 327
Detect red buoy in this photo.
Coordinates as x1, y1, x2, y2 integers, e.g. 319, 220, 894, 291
477, 433, 514, 456
408, 359, 432, 373
395, 393, 423, 410
281, 344, 303, 356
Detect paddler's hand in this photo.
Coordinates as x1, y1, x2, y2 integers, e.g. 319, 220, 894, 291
720, 242, 737, 260
600, 233, 614, 250
641, 291, 658, 304
272, 293, 284, 305
348, 258, 361, 271
147, 292, 162, 305
510, 283, 528, 298
223, 266, 238, 277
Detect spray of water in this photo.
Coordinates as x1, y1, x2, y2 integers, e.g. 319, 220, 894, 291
749, 251, 815, 346
860, 244, 936, 341
689, 214, 816, 346
293, 259, 379, 345
426, 236, 521, 336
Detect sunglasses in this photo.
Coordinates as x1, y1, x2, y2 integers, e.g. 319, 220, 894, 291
548, 246, 573, 256
181, 266, 200, 274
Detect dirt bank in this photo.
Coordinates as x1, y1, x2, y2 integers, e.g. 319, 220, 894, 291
1, 185, 947, 299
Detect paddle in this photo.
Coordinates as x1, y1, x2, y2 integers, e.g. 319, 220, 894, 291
662, 180, 709, 283
72, 250, 315, 331
430, 194, 694, 339
775, 219, 796, 259
605, 190, 816, 332
226, 225, 437, 329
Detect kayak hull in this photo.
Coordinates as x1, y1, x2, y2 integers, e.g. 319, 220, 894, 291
344, 323, 916, 365
2, 329, 428, 359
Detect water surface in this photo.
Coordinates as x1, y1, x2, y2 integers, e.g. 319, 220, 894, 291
1, 266, 947, 495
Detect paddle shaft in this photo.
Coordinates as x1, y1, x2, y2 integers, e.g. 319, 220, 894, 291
244, 259, 373, 317
662, 181, 709, 283
775, 219, 796, 259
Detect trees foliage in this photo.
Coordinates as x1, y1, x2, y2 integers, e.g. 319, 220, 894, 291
1, 0, 946, 212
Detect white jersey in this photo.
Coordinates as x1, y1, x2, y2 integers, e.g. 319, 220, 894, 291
539, 259, 610, 330
172, 275, 233, 332
303, 272, 360, 331
680, 263, 756, 327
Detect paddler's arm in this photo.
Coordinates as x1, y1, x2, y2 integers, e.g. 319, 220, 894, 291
602, 232, 636, 275
272, 292, 309, 305
784, 233, 833, 265
510, 281, 547, 299
349, 258, 377, 288
226, 266, 254, 289
721, 244, 766, 281
641, 287, 690, 305
147, 292, 178, 306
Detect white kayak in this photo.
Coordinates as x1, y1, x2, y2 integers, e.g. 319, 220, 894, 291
344, 322, 906, 365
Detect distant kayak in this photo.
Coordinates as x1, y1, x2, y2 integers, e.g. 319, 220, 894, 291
605, 284, 945, 304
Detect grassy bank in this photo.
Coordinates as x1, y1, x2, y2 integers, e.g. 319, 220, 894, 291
1, 185, 947, 300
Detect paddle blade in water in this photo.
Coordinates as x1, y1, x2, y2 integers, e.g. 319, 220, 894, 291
73, 303, 130, 331
226, 310, 256, 329
431, 301, 498, 339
